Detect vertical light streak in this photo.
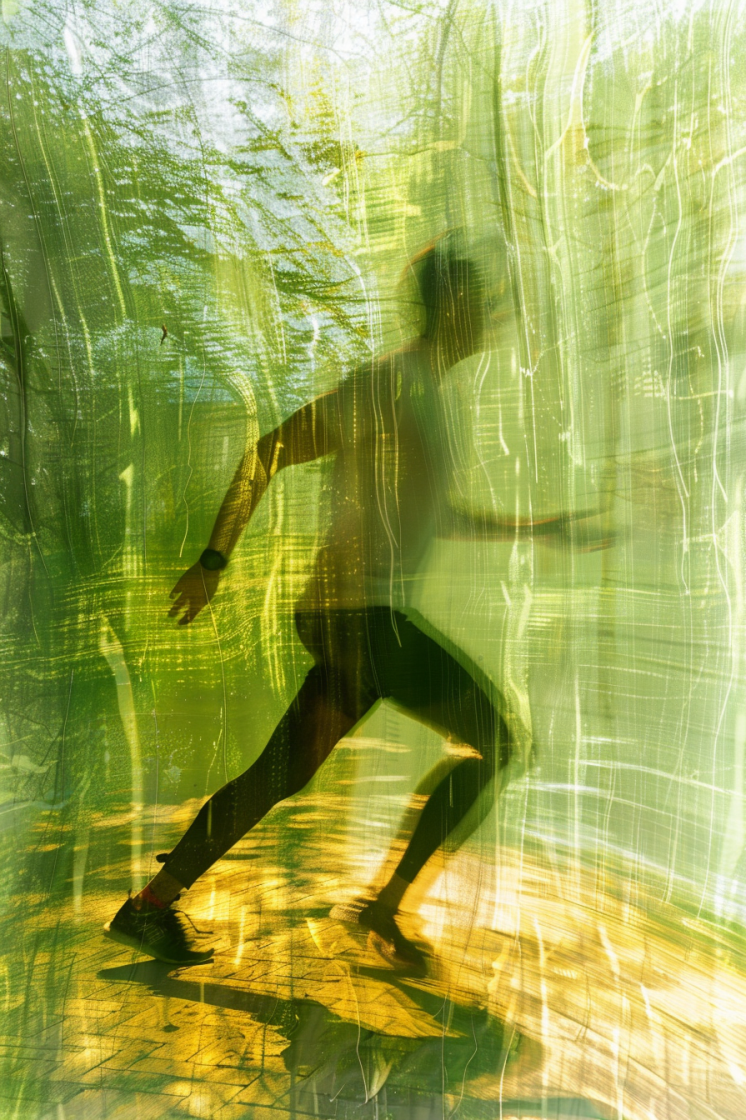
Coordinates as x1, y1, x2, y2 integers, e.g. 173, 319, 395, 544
99, 618, 143, 887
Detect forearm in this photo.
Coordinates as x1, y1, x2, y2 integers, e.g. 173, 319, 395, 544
202, 391, 337, 564
206, 434, 277, 559
446, 509, 563, 541
445, 508, 601, 542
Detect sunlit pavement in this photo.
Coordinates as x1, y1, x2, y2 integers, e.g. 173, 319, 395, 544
5, 786, 746, 1120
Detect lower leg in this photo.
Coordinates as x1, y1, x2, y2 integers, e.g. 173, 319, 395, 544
130, 754, 285, 910
375, 753, 500, 913
357, 755, 499, 972
136, 670, 356, 905
161, 750, 299, 890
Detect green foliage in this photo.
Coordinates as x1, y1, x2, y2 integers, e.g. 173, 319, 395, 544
1, 0, 746, 916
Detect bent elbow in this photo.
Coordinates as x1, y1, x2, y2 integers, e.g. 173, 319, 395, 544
257, 431, 285, 478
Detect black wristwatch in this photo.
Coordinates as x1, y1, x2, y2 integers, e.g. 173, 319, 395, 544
199, 548, 228, 571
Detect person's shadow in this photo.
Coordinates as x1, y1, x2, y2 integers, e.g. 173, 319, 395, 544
98, 959, 611, 1118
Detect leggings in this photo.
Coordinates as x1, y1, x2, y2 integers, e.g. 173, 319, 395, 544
165, 608, 512, 889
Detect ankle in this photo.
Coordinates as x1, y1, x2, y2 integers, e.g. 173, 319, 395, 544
134, 884, 170, 911
133, 868, 185, 911
374, 872, 410, 915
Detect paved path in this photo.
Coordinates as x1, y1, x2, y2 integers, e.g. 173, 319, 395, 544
4, 786, 746, 1120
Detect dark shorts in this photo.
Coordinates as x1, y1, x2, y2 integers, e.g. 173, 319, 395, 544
294, 607, 507, 766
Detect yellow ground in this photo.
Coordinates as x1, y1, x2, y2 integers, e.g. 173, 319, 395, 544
4, 791, 746, 1120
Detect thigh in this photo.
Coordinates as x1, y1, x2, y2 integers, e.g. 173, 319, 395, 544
382, 617, 508, 766
272, 610, 381, 790
261, 664, 361, 794
295, 609, 381, 717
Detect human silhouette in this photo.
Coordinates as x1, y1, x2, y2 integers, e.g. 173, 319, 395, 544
106, 246, 543, 969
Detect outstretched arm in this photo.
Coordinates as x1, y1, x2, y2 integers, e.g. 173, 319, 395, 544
443, 506, 614, 551
169, 390, 340, 624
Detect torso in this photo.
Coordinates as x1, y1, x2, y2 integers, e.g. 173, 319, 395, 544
298, 345, 450, 612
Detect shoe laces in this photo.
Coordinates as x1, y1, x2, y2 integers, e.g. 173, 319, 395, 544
126, 888, 213, 937
172, 906, 213, 937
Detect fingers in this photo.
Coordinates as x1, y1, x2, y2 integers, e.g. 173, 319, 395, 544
168, 594, 186, 618
169, 574, 190, 598
177, 599, 204, 625
178, 607, 201, 626
167, 593, 205, 626
167, 567, 211, 626
168, 595, 191, 623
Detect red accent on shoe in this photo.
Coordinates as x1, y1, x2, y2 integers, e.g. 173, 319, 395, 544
139, 884, 168, 909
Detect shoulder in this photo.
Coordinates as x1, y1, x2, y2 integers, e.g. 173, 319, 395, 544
340, 339, 426, 380
335, 344, 431, 413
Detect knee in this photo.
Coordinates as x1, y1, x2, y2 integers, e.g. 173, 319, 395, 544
495, 714, 512, 772
465, 695, 512, 777
459, 723, 508, 804
464, 720, 511, 784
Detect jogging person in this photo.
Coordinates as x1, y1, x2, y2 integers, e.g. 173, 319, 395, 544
105, 248, 517, 970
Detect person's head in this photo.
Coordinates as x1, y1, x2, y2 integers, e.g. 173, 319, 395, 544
413, 247, 484, 362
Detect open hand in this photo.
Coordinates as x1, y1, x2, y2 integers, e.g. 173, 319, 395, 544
168, 561, 220, 625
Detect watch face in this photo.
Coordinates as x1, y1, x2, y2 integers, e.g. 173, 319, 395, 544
201, 549, 226, 570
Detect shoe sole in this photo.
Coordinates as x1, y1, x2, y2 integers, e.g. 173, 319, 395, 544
103, 923, 214, 966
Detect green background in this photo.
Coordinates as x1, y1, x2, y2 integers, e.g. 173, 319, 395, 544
2, 0, 746, 922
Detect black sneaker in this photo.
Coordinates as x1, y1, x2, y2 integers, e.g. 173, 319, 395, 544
103, 898, 214, 966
